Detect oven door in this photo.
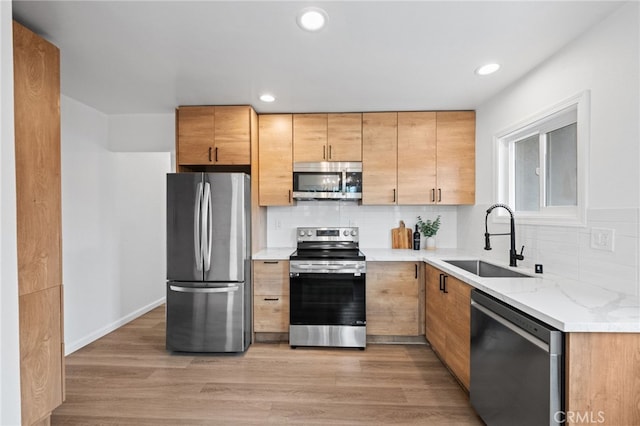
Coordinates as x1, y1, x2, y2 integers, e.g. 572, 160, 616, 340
289, 270, 366, 327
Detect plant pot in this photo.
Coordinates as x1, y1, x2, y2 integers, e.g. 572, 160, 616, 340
425, 236, 436, 250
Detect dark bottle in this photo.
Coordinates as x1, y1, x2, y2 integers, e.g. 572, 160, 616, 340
413, 225, 420, 250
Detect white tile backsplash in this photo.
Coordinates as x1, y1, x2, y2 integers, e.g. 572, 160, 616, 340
267, 202, 457, 249
457, 205, 640, 296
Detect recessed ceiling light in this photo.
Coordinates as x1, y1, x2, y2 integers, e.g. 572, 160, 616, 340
475, 63, 501, 76
297, 7, 328, 32
259, 94, 275, 103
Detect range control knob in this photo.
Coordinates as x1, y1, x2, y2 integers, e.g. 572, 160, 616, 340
343, 230, 349, 236
306, 230, 313, 236
351, 229, 357, 236
299, 230, 306, 237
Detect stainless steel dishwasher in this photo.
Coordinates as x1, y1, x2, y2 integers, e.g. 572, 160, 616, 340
470, 290, 564, 426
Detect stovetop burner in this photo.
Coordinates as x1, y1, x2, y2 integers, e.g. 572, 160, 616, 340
290, 227, 364, 261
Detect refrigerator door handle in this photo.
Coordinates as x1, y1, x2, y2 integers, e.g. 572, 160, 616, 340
194, 182, 204, 271
202, 182, 213, 272
169, 284, 239, 294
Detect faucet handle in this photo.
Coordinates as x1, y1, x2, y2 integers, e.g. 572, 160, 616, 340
516, 245, 525, 260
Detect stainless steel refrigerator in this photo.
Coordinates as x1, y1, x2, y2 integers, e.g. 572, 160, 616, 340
166, 173, 251, 353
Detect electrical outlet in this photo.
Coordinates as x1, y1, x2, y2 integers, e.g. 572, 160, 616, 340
275, 220, 282, 230
590, 227, 615, 251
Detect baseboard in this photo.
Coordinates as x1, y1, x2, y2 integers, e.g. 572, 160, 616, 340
65, 297, 166, 355
367, 335, 428, 345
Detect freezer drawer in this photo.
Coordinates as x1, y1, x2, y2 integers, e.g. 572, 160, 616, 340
166, 282, 248, 353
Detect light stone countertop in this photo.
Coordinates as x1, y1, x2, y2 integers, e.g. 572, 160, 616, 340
253, 247, 640, 333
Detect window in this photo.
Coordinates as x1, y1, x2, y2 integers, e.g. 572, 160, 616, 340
496, 92, 589, 225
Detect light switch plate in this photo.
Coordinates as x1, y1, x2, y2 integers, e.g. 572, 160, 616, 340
590, 227, 615, 251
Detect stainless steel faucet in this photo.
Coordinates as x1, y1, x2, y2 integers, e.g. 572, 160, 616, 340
484, 203, 524, 267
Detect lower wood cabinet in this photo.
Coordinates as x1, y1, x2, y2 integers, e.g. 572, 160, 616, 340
253, 260, 289, 333
565, 333, 640, 426
425, 264, 471, 389
366, 262, 422, 336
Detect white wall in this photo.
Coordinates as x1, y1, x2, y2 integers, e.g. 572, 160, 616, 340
61, 95, 170, 353
0, 2, 23, 424
108, 113, 175, 152
459, 2, 639, 296
267, 203, 456, 249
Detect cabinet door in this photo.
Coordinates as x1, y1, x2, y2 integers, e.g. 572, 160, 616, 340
327, 113, 362, 161
444, 275, 471, 389
214, 106, 251, 165
436, 111, 475, 205
362, 112, 398, 205
258, 115, 293, 206
253, 260, 289, 295
177, 106, 215, 165
425, 264, 446, 355
397, 111, 437, 205
19, 285, 63, 425
366, 262, 420, 336
253, 297, 289, 332
293, 114, 327, 162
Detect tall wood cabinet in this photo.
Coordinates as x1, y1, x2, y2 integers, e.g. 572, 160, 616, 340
13, 21, 65, 425
258, 114, 293, 206
176, 105, 253, 166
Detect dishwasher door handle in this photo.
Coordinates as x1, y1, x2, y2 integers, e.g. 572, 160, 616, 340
472, 301, 549, 352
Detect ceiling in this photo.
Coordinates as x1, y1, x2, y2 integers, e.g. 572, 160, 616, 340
12, 1, 623, 115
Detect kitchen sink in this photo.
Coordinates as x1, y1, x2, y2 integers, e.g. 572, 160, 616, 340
443, 260, 532, 278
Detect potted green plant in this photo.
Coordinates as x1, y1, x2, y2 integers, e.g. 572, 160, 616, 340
417, 215, 441, 250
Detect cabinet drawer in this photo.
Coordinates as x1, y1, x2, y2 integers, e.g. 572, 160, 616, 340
253, 260, 289, 295
253, 295, 289, 333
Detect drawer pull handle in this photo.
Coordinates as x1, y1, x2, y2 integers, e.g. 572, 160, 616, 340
264, 297, 279, 301
263, 261, 279, 264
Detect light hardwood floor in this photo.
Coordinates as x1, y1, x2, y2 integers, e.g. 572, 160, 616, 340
52, 306, 482, 425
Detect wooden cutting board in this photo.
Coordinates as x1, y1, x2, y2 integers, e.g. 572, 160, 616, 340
391, 220, 413, 249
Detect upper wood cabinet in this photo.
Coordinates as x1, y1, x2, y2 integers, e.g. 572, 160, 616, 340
435, 111, 475, 205
327, 113, 362, 161
13, 21, 64, 425
258, 114, 293, 206
176, 105, 252, 166
362, 112, 398, 204
293, 113, 362, 162
397, 111, 437, 205
362, 110, 475, 205
293, 114, 327, 162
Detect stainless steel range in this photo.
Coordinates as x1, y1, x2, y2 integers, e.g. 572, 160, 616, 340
289, 227, 366, 349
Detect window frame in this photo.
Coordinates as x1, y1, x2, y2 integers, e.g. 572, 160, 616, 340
494, 91, 589, 226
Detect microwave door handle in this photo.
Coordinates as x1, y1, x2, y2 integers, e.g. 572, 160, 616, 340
194, 182, 203, 271
342, 170, 347, 195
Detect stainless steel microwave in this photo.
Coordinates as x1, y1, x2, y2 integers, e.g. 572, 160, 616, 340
293, 162, 362, 201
